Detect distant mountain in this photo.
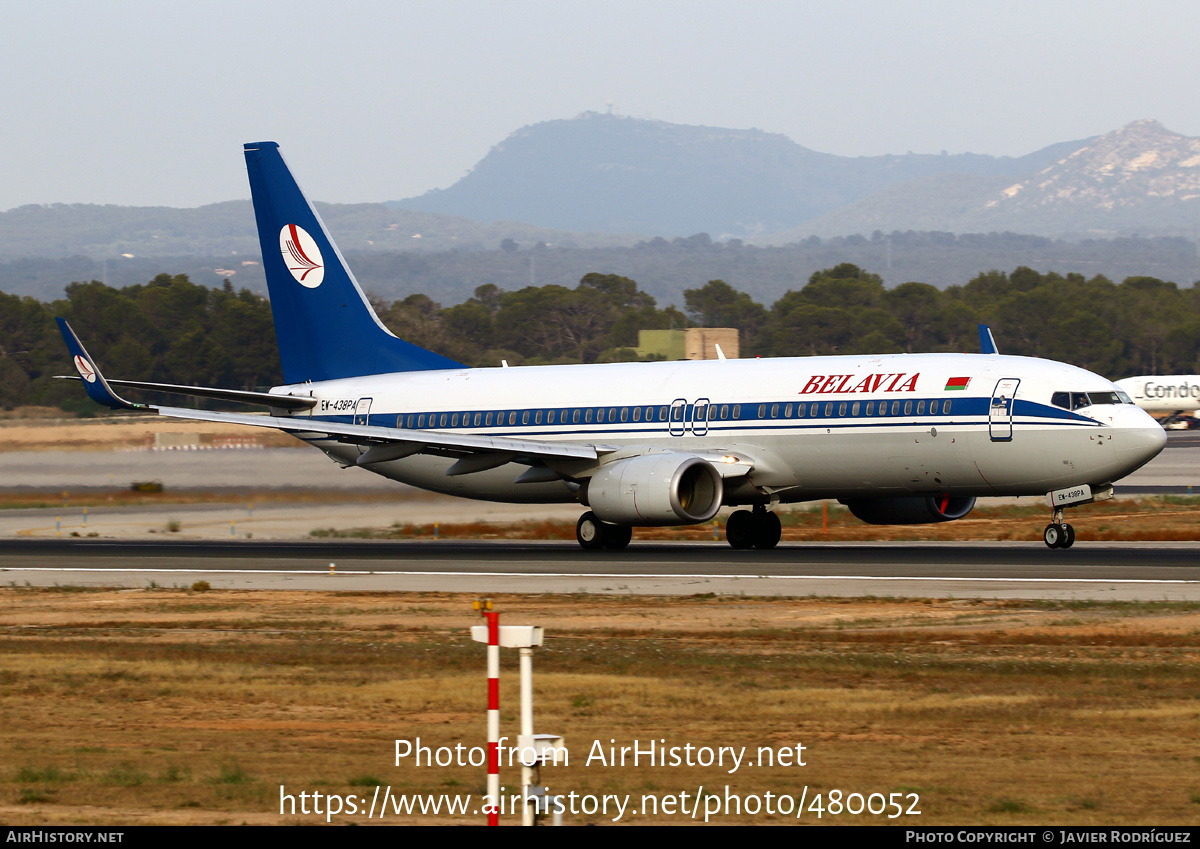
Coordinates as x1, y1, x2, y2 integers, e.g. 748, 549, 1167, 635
0, 200, 637, 261
764, 120, 1200, 242
393, 111, 1088, 238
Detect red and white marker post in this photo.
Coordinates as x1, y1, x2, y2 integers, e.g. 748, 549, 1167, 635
474, 599, 501, 826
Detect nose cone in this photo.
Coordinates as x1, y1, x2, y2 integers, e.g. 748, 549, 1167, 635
1111, 406, 1167, 475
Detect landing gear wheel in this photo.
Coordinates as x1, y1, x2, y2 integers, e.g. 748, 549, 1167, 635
576, 512, 606, 550
603, 523, 632, 550
754, 511, 782, 550
726, 510, 756, 549
1043, 523, 1063, 549
1060, 523, 1076, 549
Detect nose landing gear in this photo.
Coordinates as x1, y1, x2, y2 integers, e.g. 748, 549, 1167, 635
1043, 507, 1076, 549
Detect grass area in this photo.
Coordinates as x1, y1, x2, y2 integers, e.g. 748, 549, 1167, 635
0, 589, 1198, 825
308, 496, 1200, 542
0, 490, 420, 511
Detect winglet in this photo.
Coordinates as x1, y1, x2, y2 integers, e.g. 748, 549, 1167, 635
978, 324, 999, 355
55, 318, 152, 411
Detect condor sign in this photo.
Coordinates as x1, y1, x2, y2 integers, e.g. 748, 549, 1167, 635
1114, 375, 1200, 415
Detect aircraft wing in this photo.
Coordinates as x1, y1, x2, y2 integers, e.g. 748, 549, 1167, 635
55, 317, 612, 468
156, 405, 610, 466
56, 317, 757, 476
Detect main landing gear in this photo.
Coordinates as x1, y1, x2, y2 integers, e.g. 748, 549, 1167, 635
1043, 507, 1076, 549
576, 511, 632, 551
725, 506, 781, 550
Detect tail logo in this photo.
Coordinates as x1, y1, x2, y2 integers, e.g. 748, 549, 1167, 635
278, 224, 325, 288
73, 355, 96, 383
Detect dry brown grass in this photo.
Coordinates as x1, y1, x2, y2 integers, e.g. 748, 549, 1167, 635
0, 414, 299, 452
308, 496, 1200, 543
1, 589, 1198, 825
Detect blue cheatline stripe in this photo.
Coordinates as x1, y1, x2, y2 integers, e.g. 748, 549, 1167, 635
290, 394, 1106, 442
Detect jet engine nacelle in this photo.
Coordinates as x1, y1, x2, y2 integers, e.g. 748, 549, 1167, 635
587, 453, 724, 525
841, 495, 977, 525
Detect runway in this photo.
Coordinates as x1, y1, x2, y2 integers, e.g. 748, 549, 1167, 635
1, 429, 1196, 599
3, 538, 1198, 600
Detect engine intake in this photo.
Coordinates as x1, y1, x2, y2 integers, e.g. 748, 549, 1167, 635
841, 495, 976, 525
587, 454, 723, 525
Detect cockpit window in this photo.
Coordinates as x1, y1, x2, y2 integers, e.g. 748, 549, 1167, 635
1052, 390, 1132, 410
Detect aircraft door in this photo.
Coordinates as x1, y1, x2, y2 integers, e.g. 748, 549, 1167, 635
354, 397, 373, 426
669, 398, 687, 437
988, 379, 1019, 441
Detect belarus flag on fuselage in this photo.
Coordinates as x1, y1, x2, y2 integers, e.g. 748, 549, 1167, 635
945, 377, 971, 391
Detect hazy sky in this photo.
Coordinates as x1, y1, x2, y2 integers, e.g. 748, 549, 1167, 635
4, 0, 1200, 210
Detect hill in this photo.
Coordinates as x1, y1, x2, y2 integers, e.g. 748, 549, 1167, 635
766, 120, 1200, 241
393, 111, 1085, 238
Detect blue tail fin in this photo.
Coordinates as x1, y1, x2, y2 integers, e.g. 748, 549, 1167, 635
243, 141, 463, 383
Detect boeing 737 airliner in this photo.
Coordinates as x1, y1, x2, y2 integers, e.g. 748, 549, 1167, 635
58, 142, 1167, 550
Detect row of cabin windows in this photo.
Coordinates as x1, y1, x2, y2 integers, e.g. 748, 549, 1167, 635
396, 398, 954, 430
759, 398, 952, 418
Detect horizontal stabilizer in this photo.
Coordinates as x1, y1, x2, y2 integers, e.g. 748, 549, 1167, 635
54, 376, 316, 411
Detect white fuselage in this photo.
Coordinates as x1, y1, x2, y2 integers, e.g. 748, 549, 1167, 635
1114, 375, 1200, 415
276, 352, 1167, 506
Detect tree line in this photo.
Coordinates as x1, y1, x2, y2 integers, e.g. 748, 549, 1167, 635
2, 265, 1198, 415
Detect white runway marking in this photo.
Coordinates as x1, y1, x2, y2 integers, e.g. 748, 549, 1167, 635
8, 567, 1198, 585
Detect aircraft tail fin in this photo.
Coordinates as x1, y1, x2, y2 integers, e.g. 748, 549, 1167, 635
243, 142, 463, 384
